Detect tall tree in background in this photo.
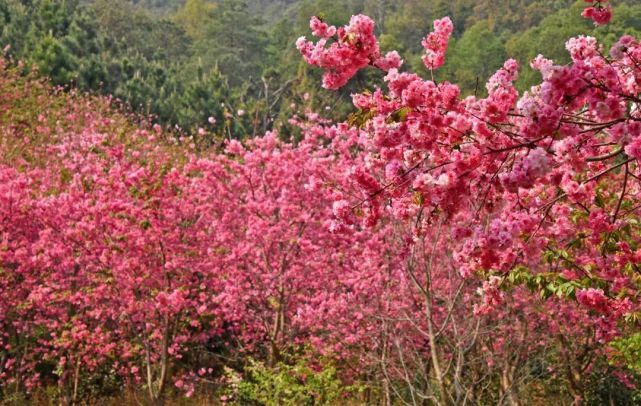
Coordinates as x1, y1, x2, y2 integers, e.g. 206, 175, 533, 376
444, 20, 507, 94
196, 0, 267, 87
173, 0, 212, 41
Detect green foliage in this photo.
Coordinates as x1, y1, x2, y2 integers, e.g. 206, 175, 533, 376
507, 265, 591, 300
506, 2, 593, 90
195, 0, 268, 87
444, 20, 507, 95
222, 358, 357, 405
173, 0, 212, 40
611, 333, 641, 374
32, 34, 76, 84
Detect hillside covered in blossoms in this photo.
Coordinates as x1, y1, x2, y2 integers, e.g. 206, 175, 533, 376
2, 0, 641, 405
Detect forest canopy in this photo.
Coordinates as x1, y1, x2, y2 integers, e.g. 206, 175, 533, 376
2, 0, 641, 139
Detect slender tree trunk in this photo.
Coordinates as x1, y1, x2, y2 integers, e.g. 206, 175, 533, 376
425, 288, 448, 405
157, 317, 170, 400
566, 365, 584, 406
145, 344, 155, 402
380, 330, 392, 406
500, 363, 520, 406
72, 357, 81, 405
145, 318, 170, 404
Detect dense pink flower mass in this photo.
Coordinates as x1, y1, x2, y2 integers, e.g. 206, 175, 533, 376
0, 65, 408, 400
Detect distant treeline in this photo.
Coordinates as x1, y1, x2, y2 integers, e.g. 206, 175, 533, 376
2, 0, 641, 138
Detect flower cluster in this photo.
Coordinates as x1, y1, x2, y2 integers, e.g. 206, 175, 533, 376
421, 17, 453, 70
582, 0, 612, 26
576, 288, 610, 313
296, 15, 382, 89
499, 147, 551, 192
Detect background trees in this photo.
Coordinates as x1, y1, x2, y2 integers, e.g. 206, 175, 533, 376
2, 0, 641, 138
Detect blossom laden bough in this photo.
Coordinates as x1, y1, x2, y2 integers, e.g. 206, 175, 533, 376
582, 0, 612, 26
299, 6, 641, 350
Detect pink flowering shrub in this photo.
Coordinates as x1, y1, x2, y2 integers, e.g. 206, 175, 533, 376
0, 62, 407, 401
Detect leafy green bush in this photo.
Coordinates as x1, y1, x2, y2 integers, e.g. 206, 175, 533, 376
221, 358, 359, 405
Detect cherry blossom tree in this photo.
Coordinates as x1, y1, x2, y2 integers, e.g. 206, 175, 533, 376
299, 1, 640, 335
298, 5, 641, 404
